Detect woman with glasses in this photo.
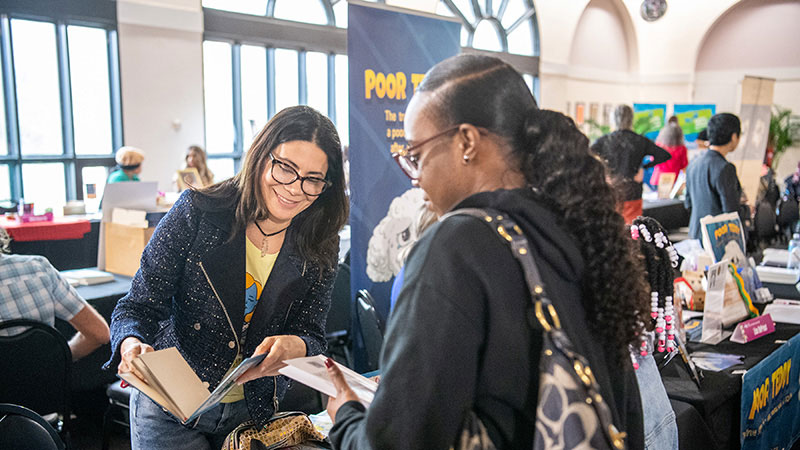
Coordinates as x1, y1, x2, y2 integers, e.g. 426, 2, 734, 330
106, 106, 348, 450
324, 55, 648, 450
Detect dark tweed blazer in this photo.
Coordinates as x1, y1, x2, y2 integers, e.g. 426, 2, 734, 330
106, 189, 335, 427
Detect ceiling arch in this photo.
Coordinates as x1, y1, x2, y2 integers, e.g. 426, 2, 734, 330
568, 0, 638, 73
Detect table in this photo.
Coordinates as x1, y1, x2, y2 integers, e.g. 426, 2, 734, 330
663, 322, 800, 450
643, 198, 689, 231
762, 281, 800, 301
2, 217, 91, 242
10, 220, 101, 270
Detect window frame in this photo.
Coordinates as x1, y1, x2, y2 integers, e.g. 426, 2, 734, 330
202, 0, 540, 168
0, 1, 121, 204
204, 9, 346, 170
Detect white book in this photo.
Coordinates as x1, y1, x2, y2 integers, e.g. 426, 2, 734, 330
60, 268, 115, 286
119, 347, 266, 423
279, 355, 378, 406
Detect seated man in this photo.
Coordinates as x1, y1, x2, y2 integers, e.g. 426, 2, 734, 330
0, 228, 110, 361
685, 113, 743, 240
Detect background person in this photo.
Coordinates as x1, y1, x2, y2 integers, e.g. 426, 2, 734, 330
183, 145, 215, 187
0, 228, 109, 361
325, 54, 648, 450
651, 122, 688, 186
696, 128, 709, 151
592, 105, 671, 223
106, 106, 349, 450
107, 146, 145, 183
684, 112, 743, 240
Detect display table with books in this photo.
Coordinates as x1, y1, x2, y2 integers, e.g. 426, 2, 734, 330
663, 318, 800, 450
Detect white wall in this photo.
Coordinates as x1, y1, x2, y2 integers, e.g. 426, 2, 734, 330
692, 0, 800, 183
117, 0, 205, 191
534, 0, 800, 169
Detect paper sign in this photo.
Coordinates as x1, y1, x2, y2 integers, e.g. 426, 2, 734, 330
702, 260, 729, 344
731, 314, 775, 344
657, 172, 676, 199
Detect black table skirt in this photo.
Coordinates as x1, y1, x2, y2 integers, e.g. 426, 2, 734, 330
643, 199, 689, 231
662, 323, 800, 449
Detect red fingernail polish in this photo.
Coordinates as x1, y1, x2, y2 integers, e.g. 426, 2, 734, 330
324, 358, 334, 368
120, 381, 129, 388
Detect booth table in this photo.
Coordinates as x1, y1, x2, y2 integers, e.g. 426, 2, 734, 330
8, 218, 100, 270
642, 198, 689, 231
664, 321, 800, 450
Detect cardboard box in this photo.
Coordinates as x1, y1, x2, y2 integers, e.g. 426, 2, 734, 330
104, 222, 155, 277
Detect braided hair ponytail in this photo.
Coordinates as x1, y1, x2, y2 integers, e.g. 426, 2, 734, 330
630, 216, 681, 362
517, 109, 651, 363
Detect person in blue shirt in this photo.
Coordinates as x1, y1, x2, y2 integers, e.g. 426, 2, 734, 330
684, 113, 743, 240
107, 146, 145, 183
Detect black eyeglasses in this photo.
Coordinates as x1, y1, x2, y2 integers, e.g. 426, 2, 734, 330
391, 126, 460, 180
268, 153, 331, 196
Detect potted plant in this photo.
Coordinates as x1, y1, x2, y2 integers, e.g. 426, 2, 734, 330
768, 105, 800, 169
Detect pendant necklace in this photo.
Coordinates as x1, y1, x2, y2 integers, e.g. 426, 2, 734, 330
254, 222, 289, 257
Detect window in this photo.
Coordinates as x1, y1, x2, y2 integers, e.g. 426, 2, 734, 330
12, 19, 63, 156
202, 40, 234, 156
69, 25, 113, 156
0, 13, 121, 209
274, 48, 299, 114
201, 0, 538, 166
240, 45, 268, 152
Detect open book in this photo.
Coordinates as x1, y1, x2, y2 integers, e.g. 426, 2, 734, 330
279, 355, 378, 406
119, 347, 266, 423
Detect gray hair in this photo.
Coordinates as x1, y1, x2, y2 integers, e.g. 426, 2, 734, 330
657, 123, 684, 147
613, 105, 633, 130
0, 228, 10, 254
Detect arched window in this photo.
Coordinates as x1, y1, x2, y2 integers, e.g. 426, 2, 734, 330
202, 0, 539, 176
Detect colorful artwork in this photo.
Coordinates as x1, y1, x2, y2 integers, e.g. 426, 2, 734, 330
674, 104, 716, 142
633, 103, 666, 140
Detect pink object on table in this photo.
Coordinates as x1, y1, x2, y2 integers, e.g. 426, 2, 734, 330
730, 314, 776, 344
19, 212, 54, 223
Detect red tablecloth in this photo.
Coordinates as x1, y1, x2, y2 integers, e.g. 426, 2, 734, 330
2, 218, 91, 242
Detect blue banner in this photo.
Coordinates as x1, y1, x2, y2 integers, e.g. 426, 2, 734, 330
674, 104, 716, 143
740, 333, 800, 450
348, 2, 460, 325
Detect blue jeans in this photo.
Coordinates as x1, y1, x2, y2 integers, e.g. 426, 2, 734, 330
635, 355, 679, 450
129, 388, 250, 450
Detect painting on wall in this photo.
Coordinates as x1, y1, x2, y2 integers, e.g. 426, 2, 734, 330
575, 102, 585, 125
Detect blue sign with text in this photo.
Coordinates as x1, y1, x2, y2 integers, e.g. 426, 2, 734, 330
347, 2, 460, 332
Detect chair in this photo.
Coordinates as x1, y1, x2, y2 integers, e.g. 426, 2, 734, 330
326, 263, 353, 366
753, 199, 778, 243
356, 289, 384, 373
777, 194, 799, 240
101, 382, 130, 450
0, 404, 66, 450
0, 319, 72, 437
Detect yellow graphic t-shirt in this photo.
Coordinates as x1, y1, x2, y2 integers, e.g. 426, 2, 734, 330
221, 237, 279, 403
